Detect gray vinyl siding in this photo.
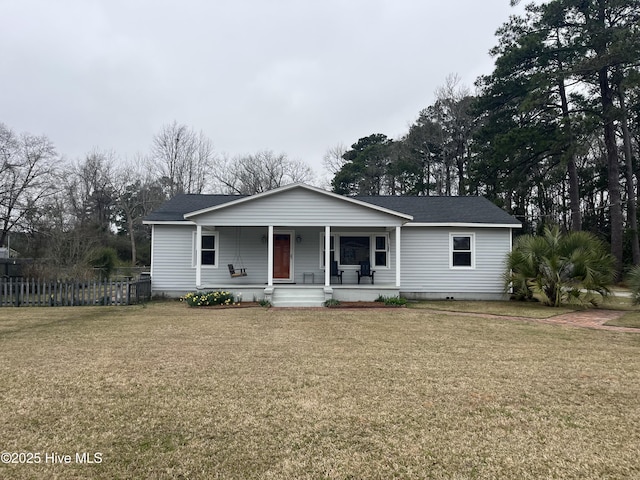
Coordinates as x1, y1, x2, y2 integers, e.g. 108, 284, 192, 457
151, 225, 397, 291
189, 188, 406, 227
400, 227, 511, 295
152, 226, 272, 290
151, 225, 197, 291
326, 228, 396, 284
203, 227, 269, 285
152, 224, 511, 297
211, 226, 397, 286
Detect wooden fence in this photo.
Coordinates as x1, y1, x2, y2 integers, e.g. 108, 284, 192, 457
0, 277, 152, 307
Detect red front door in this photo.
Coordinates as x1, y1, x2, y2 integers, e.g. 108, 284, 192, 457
273, 234, 291, 280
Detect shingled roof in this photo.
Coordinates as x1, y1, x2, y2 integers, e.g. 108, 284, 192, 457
353, 195, 521, 225
145, 190, 520, 226
144, 194, 247, 222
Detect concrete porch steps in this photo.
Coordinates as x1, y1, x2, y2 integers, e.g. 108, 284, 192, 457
270, 287, 325, 307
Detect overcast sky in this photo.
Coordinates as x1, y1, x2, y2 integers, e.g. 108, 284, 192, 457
1, 0, 525, 184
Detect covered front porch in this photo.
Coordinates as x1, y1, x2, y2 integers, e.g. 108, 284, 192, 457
176, 183, 413, 306
193, 225, 403, 306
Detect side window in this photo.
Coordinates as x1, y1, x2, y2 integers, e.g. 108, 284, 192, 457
201, 234, 216, 265
320, 234, 336, 267
193, 230, 217, 267
451, 234, 474, 268
374, 235, 388, 267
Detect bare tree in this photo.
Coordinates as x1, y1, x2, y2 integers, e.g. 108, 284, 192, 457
64, 150, 117, 236
151, 121, 215, 196
112, 157, 166, 264
0, 123, 59, 248
433, 74, 474, 195
30, 188, 99, 272
322, 143, 348, 175
214, 150, 314, 194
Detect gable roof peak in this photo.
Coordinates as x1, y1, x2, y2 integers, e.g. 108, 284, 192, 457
182, 182, 413, 220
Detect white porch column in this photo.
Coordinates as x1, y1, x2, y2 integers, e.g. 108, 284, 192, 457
195, 224, 202, 288
395, 226, 401, 288
325, 225, 331, 286
267, 225, 274, 286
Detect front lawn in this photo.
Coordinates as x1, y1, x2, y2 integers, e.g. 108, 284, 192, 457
605, 311, 640, 329
409, 299, 576, 318
1, 303, 639, 479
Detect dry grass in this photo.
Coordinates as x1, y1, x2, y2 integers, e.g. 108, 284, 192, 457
605, 311, 640, 329
409, 299, 576, 318
597, 292, 640, 328
1, 303, 639, 479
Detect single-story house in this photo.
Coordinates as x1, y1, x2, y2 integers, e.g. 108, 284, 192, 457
143, 183, 521, 306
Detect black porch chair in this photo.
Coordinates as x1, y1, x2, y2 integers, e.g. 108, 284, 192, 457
357, 260, 375, 284
330, 260, 344, 284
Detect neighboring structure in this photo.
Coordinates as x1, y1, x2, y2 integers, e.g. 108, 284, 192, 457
0, 247, 18, 259
143, 183, 521, 306
1, 247, 23, 278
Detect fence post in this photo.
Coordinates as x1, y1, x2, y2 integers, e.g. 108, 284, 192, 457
16, 278, 21, 307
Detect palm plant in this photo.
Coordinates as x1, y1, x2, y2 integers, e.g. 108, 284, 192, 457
505, 226, 615, 307
626, 266, 640, 305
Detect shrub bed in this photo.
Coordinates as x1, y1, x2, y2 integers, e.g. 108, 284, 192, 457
375, 295, 408, 307
181, 290, 236, 307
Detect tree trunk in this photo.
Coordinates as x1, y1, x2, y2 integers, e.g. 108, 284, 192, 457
589, 1, 623, 280
457, 154, 466, 196
617, 79, 640, 265
600, 66, 624, 279
567, 158, 582, 231
557, 73, 582, 231
127, 214, 137, 265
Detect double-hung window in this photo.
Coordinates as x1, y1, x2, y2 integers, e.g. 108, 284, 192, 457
374, 235, 388, 267
321, 235, 336, 267
193, 229, 218, 267
450, 233, 474, 268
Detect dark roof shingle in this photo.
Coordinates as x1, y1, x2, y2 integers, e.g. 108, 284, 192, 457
353, 195, 520, 225
145, 191, 520, 226
144, 194, 246, 222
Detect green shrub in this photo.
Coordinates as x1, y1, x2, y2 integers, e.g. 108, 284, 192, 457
181, 290, 235, 307
89, 247, 119, 280
324, 298, 341, 307
505, 226, 615, 307
626, 266, 640, 305
375, 295, 408, 307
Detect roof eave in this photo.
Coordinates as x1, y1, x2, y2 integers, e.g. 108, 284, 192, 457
142, 220, 196, 225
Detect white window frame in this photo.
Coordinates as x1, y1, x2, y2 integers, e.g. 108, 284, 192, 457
192, 229, 219, 268
450, 232, 475, 269
320, 232, 390, 269
319, 233, 337, 268
373, 235, 389, 267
